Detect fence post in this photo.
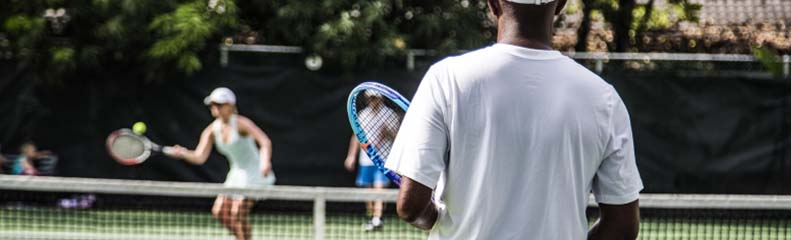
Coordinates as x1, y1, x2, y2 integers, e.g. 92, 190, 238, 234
783, 55, 790, 78
407, 51, 416, 71
314, 195, 326, 240
220, 45, 229, 67
595, 59, 604, 74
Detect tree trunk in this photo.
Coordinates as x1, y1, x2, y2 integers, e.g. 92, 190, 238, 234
614, 0, 636, 52
575, 0, 594, 52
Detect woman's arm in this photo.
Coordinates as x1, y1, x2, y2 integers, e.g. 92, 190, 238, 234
21, 157, 38, 175
168, 126, 214, 165
238, 116, 273, 177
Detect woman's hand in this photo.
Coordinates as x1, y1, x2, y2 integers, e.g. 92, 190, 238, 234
260, 161, 272, 177
167, 145, 188, 159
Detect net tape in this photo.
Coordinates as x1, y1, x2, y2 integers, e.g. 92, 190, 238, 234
2, 176, 791, 208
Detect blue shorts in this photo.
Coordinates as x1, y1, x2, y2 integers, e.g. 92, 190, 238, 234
356, 166, 390, 187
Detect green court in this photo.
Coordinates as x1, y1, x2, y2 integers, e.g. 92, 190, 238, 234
3, 207, 791, 240
0, 208, 426, 240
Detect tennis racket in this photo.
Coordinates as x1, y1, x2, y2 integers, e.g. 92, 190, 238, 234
347, 82, 410, 186
105, 128, 173, 165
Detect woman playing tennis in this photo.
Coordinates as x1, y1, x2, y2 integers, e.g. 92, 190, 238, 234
166, 87, 275, 240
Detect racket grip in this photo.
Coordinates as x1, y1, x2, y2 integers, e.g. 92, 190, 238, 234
161, 146, 175, 155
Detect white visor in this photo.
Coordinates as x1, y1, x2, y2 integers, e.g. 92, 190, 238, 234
506, 0, 556, 4
204, 87, 237, 105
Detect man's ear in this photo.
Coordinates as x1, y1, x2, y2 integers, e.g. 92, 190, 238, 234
555, 0, 568, 15
488, 0, 502, 18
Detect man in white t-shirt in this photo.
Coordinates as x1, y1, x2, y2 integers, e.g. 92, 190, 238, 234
385, 0, 643, 239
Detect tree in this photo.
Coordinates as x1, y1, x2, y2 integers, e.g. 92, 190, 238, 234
2, 0, 239, 83
2, 0, 495, 83
234, 0, 494, 70
575, 0, 702, 52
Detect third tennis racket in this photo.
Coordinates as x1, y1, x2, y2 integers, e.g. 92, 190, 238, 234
347, 82, 410, 186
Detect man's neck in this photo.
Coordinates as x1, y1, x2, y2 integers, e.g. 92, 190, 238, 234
497, 24, 553, 50
498, 38, 553, 50
496, 14, 555, 50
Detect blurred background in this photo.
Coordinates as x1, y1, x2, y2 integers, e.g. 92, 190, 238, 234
1, 0, 789, 193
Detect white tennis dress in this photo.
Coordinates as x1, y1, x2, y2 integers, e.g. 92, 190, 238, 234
213, 115, 275, 188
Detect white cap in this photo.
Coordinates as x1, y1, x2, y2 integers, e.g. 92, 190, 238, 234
204, 87, 236, 105
506, 0, 556, 4
364, 91, 382, 98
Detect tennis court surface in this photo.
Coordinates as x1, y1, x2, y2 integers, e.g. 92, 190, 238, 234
2, 176, 791, 240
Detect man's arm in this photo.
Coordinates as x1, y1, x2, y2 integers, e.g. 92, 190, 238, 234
396, 177, 438, 230
588, 200, 640, 240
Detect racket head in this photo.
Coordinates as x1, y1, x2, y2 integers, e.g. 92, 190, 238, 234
347, 82, 410, 185
106, 129, 153, 165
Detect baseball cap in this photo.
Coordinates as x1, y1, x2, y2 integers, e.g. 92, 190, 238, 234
204, 87, 236, 105
506, 0, 556, 4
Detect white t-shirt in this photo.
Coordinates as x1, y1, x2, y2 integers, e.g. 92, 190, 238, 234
358, 106, 399, 166
386, 43, 643, 240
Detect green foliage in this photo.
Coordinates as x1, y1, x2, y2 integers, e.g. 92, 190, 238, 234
582, 0, 702, 51
4, 15, 46, 51
51, 47, 74, 63
632, 6, 671, 30
259, 0, 492, 70
753, 46, 784, 78
5, 15, 44, 33
178, 52, 202, 74
2, 0, 238, 83
2, 0, 496, 81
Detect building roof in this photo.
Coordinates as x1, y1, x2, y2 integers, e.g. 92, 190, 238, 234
697, 0, 791, 23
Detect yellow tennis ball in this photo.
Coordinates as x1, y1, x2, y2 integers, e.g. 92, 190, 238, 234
132, 122, 147, 135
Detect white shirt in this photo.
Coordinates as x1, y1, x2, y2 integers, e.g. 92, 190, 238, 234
358, 105, 399, 166
386, 43, 643, 240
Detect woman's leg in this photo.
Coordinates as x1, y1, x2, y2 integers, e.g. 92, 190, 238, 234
212, 196, 234, 233
239, 199, 254, 240
230, 198, 255, 240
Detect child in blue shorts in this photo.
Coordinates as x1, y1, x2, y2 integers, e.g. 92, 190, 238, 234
344, 136, 390, 231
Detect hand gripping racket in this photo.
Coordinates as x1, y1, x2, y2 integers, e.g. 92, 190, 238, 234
347, 82, 410, 186
106, 128, 173, 165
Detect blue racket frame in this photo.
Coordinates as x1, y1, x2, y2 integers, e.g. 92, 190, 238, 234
347, 82, 410, 186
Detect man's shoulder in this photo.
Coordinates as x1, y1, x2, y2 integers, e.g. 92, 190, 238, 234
571, 63, 611, 86
430, 46, 495, 69
421, 47, 496, 84
546, 55, 613, 93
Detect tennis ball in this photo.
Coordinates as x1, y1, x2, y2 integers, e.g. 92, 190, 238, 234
132, 122, 147, 135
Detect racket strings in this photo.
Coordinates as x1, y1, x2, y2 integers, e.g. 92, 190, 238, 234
357, 96, 404, 159
110, 135, 146, 159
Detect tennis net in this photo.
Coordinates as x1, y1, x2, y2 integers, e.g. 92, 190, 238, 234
2, 175, 791, 239
0, 176, 424, 240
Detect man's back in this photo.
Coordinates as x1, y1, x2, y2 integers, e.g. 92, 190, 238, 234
387, 43, 643, 239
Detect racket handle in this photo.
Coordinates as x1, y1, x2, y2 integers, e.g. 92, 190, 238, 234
161, 146, 175, 155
